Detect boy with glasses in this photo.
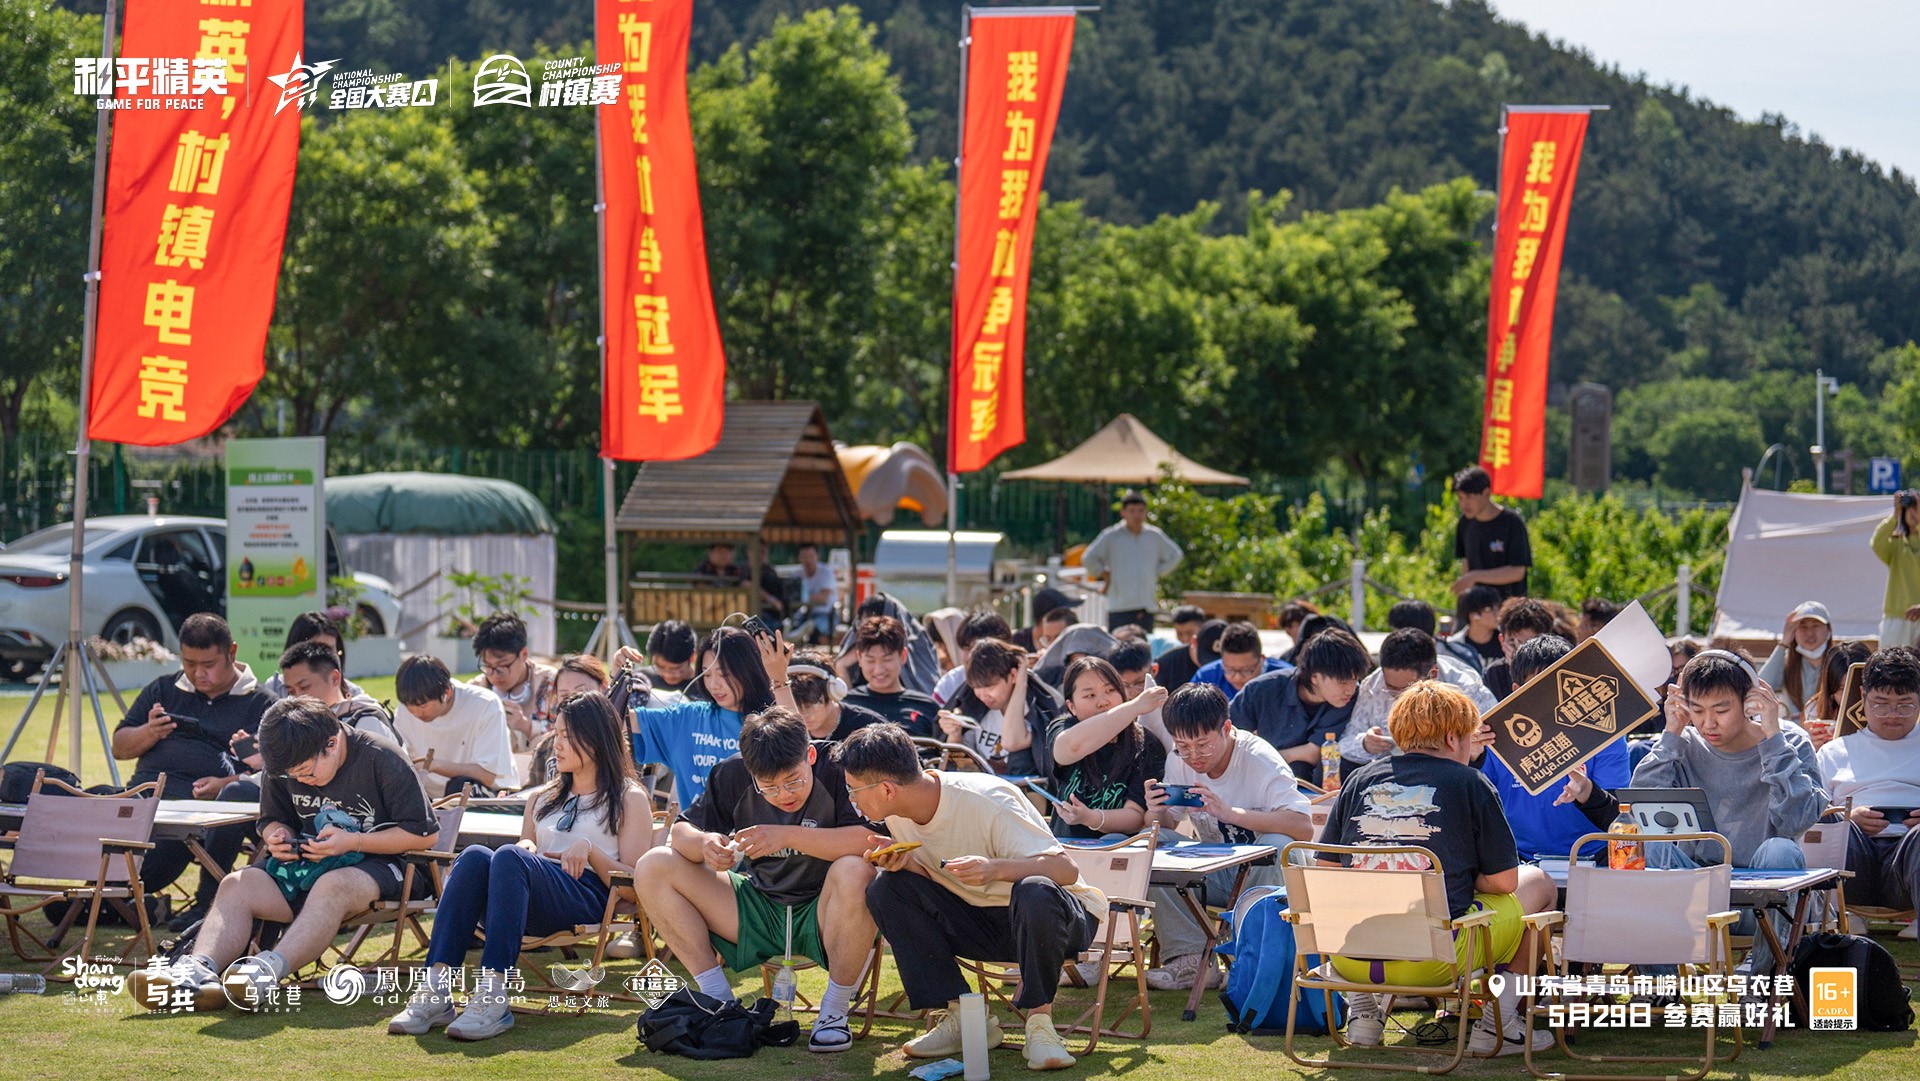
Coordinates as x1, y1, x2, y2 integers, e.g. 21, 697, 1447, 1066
1141, 684, 1313, 991
634, 707, 880, 1052
1191, 622, 1291, 701
1817, 646, 1920, 939
128, 697, 437, 1011
469, 612, 556, 748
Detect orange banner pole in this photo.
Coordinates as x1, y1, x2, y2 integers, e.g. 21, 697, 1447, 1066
89, 0, 303, 446
947, 8, 1078, 475
597, 0, 725, 462
1481, 107, 1594, 499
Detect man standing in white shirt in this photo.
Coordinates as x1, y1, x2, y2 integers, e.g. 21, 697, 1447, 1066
1817, 647, 1920, 938
392, 655, 517, 797
1081, 491, 1183, 635
1140, 683, 1313, 991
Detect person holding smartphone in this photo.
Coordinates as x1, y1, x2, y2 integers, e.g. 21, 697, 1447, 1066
1872, 489, 1920, 649
1815, 647, 1920, 940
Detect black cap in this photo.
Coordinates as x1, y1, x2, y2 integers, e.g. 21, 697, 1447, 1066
1031, 586, 1080, 618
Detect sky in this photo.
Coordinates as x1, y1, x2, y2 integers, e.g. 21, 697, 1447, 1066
1486, 0, 1920, 181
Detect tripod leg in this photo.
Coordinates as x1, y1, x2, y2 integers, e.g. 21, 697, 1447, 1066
0, 641, 65, 762
80, 652, 122, 787
45, 671, 70, 764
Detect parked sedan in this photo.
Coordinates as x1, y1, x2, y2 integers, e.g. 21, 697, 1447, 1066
0, 515, 401, 680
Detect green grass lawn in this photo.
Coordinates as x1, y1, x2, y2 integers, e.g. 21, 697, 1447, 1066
3, 681, 1917, 1078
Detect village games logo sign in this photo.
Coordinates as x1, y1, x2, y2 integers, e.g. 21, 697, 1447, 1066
1486, 638, 1658, 795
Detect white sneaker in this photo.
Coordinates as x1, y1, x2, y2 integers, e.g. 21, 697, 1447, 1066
1070, 959, 1104, 986
904, 1007, 1004, 1058
602, 931, 645, 960
387, 990, 456, 1035
1145, 953, 1221, 991
1024, 1013, 1077, 1070
221, 956, 282, 1013
1344, 991, 1385, 1047
1468, 981, 1551, 1056
127, 957, 225, 1013
446, 994, 516, 1041
1900, 919, 1918, 941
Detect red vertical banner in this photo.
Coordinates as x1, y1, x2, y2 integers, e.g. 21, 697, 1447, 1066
598, 0, 725, 461
90, 0, 302, 445
948, 11, 1076, 474
1482, 109, 1589, 499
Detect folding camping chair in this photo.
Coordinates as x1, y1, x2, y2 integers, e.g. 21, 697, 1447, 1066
325, 790, 470, 972
1279, 841, 1500, 1075
0, 771, 164, 974
1802, 801, 1918, 977
1522, 831, 1741, 1081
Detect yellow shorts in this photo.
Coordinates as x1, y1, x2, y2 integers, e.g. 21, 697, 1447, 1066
1330, 891, 1524, 988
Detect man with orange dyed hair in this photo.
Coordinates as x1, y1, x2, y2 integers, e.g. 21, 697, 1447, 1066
1318, 682, 1557, 1056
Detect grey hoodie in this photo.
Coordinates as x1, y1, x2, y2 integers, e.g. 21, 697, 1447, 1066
1628, 722, 1827, 866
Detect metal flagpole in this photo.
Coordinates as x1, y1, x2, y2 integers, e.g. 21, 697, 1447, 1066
588, 55, 636, 666
944, 5, 973, 609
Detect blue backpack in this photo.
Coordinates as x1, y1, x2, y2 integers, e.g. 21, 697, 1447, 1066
1216, 884, 1346, 1035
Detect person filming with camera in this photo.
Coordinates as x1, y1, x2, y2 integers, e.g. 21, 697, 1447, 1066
1873, 489, 1920, 649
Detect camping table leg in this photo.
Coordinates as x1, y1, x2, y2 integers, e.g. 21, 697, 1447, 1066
1755, 889, 1815, 1050
184, 833, 225, 879
1177, 864, 1254, 1023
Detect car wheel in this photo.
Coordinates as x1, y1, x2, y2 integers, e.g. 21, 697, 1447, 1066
101, 608, 165, 647
356, 605, 386, 638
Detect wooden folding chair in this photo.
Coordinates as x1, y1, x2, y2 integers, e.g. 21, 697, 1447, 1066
1055, 831, 1157, 1052
325, 791, 469, 972
1279, 841, 1499, 1075
1523, 831, 1742, 1081
0, 771, 164, 974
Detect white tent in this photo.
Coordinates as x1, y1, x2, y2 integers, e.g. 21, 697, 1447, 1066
1712, 485, 1890, 643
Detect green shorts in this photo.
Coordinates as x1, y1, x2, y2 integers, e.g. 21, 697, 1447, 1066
1330, 891, 1525, 988
710, 871, 828, 973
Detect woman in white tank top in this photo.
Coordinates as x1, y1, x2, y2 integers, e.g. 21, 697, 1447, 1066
388, 691, 656, 1042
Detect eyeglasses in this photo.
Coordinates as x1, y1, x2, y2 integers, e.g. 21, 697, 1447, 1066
280, 738, 336, 782
753, 775, 809, 798
1865, 700, 1920, 718
846, 780, 889, 798
557, 795, 581, 832
480, 656, 522, 676
1171, 734, 1225, 760
1222, 662, 1265, 681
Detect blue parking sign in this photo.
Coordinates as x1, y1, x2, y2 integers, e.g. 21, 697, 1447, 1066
1870, 457, 1902, 494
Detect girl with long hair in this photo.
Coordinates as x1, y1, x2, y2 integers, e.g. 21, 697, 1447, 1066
632, 626, 796, 805
387, 691, 655, 1041
1046, 657, 1168, 839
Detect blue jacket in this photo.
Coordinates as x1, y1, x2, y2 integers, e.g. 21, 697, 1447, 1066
631, 700, 743, 805
1230, 668, 1354, 756
1480, 737, 1633, 861
1192, 656, 1292, 701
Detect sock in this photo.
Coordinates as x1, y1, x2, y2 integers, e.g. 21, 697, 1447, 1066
426, 965, 452, 996
692, 966, 732, 1000
187, 954, 218, 978
472, 971, 502, 1003
817, 978, 857, 1021
257, 950, 289, 983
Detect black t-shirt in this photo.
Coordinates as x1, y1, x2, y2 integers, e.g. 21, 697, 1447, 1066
641, 666, 694, 694
826, 701, 886, 742
842, 687, 939, 739
1324, 752, 1519, 919
1453, 507, 1531, 598
1483, 658, 1514, 701
1045, 718, 1168, 839
1465, 633, 1504, 665
259, 726, 437, 841
1154, 644, 1200, 690
681, 741, 874, 906
115, 671, 272, 798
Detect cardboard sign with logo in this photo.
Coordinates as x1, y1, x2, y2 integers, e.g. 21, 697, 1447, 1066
1486, 638, 1659, 796
1834, 662, 1869, 736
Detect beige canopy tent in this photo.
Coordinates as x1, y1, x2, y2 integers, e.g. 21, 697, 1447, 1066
1001, 413, 1250, 486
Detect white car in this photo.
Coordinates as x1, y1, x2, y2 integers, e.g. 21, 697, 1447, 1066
0, 515, 402, 680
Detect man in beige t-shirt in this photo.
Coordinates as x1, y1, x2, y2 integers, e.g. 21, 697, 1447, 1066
838, 724, 1103, 1072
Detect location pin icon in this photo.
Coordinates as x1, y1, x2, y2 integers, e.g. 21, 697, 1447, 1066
1486, 973, 1506, 999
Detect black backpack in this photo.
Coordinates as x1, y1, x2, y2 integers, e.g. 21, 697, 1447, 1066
1788, 932, 1915, 1032
0, 761, 82, 803
636, 988, 798, 1059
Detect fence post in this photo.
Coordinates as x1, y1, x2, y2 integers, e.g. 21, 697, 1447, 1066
1676, 563, 1691, 638
1349, 558, 1366, 633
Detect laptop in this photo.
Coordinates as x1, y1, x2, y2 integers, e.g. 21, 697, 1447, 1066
1612, 788, 1717, 835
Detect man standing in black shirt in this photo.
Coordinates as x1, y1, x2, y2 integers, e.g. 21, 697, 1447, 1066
109, 613, 270, 908
1450, 465, 1531, 600
635, 707, 880, 1053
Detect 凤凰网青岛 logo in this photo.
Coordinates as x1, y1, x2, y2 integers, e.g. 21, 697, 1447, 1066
320, 964, 368, 1006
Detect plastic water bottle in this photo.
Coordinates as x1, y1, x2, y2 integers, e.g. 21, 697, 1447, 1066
771, 906, 797, 1022
0, 974, 46, 994
1608, 803, 1644, 870
1320, 731, 1342, 792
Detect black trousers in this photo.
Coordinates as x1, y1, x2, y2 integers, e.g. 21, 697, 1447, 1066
1846, 822, 1920, 910
138, 777, 260, 908
868, 871, 1096, 1011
